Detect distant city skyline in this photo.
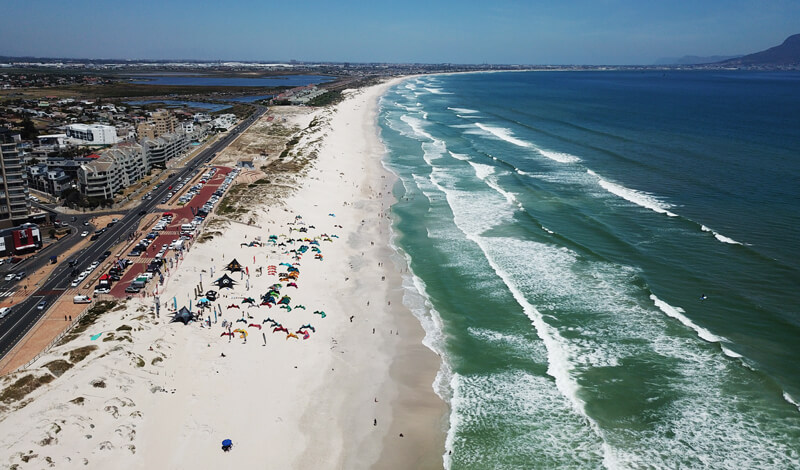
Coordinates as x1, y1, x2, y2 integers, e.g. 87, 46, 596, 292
2, 0, 799, 65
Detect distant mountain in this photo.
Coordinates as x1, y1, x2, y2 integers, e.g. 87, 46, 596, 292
719, 33, 800, 66
654, 55, 741, 65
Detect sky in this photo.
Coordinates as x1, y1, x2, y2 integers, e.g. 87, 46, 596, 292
2, 0, 799, 65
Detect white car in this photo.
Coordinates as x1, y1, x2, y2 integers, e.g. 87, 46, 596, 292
94, 287, 110, 295
80, 231, 89, 237
71, 279, 80, 287
4, 273, 14, 281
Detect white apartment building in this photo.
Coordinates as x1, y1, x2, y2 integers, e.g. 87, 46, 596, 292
142, 131, 187, 168
77, 143, 146, 200
65, 123, 119, 145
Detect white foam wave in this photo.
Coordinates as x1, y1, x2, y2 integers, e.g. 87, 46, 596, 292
400, 114, 435, 141
783, 392, 800, 411
650, 295, 725, 343
721, 346, 743, 358
543, 227, 554, 234
389, 230, 452, 404
467, 162, 494, 180
447, 107, 479, 114
423, 87, 453, 95
475, 123, 532, 148
448, 151, 469, 161
538, 148, 581, 163
588, 170, 678, 217
701, 225, 743, 245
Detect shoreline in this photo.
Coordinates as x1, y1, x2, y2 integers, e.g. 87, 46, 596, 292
0, 77, 448, 469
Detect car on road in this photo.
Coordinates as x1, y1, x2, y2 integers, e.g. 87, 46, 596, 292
14, 272, 25, 280
4, 273, 14, 281
80, 231, 89, 237
94, 287, 110, 295
0, 307, 10, 319
37, 300, 47, 310
83, 221, 89, 226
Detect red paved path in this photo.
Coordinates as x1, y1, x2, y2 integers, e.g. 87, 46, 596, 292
109, 166, 231, 298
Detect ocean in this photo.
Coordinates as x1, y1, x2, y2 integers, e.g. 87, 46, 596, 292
378, 71, 800, 469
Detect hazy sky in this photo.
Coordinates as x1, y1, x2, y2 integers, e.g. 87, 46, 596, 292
2, 0, 799, 64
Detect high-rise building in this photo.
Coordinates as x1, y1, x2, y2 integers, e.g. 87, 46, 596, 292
137, 109, 179, 140
0, 128, 31, 229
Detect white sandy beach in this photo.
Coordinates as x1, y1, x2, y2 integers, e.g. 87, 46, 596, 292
0, 78, 446, 469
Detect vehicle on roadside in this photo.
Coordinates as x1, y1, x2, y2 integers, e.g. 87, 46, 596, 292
94, 287, 110, 295
80, 231, 89, 237
73, 295, 92, 304
14, 272, 26, 280
124, 285, 140, 293
71, 279, 80, 287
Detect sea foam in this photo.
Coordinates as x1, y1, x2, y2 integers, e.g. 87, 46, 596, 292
588, 170, 678, 217
701, 225, 744, 245
475, 123, 532, 148
447, 107, 479, 114
650, 294, 725, 343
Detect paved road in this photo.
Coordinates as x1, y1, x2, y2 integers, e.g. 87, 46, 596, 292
0, 105, 266, 361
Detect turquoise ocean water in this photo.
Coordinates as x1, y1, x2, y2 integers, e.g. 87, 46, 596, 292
379, 71, 800, 469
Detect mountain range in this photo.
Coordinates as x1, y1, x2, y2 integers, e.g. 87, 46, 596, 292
719, 33, 800, 66
658, 34, 800, 67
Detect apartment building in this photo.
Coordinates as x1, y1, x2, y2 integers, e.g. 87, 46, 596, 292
26, 164, 72, 196
141, 131, 187, 168
65, 123, 119, 145
77, 143, 146, 200
0, 128, 31, 229
137, 109, 180, 140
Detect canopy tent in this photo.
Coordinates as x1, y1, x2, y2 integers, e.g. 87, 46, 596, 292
213, 274, 238, 290
225, 258, 243, 272
171, 306, 194, 325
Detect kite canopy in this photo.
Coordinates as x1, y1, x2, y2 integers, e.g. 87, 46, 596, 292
225, 259, 243, 272
213, 274, 238, 290
171, 307, 194, 325
222, 439, 232, 447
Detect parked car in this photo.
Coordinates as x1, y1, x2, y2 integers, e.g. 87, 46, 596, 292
14, 272, 26, 280
124, 285, 140, 293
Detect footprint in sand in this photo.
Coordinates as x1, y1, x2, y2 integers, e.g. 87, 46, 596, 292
104, 405, 119, 418
98, 441, 114, 451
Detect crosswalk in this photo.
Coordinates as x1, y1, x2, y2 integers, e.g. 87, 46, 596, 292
0, 289, 16, 298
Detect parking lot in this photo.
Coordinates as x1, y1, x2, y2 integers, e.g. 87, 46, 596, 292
107, 166, 238, 298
